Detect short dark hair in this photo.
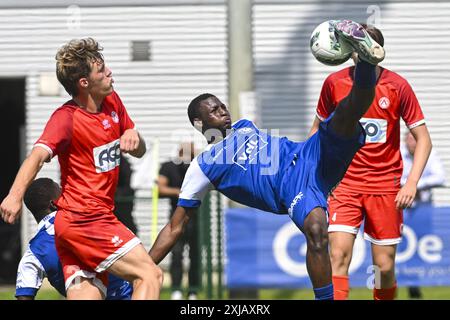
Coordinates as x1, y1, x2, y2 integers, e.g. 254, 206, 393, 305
361, 23, 384, 47
187, 93, 216, 126
24, 178, 60, 222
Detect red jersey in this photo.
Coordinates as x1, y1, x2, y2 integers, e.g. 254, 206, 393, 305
316, 66, 425, 194
35, 91, 135, 215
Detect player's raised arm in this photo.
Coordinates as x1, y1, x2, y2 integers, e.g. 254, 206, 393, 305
0, 147, 50, 224
149, 206, 195, 264
150, 152, 212, 264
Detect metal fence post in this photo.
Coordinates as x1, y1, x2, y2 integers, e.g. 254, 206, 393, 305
204, 193, 213, 299
217, 193, 223, 299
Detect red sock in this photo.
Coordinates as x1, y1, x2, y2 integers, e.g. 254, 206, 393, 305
332, 275, 349, 300
374, 284, 397, 300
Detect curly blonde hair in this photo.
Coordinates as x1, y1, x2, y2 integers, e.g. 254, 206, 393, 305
55, 38, 104, 96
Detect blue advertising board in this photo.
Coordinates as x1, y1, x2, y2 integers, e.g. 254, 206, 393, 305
225, 205, 450, 288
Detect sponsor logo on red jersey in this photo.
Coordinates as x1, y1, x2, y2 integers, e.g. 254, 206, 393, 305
360, 118, 387, 143
93, 139, 121, 173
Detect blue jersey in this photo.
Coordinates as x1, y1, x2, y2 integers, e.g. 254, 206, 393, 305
178, 118, 365, 228
15, 212, 132, 299
178, 119, 301, 213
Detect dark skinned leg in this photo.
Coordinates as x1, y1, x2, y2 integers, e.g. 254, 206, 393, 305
301, 207, 332, 288
329, 84, 375, 138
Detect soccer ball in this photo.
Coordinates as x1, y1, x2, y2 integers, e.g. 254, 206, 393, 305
310, 20, 353, 66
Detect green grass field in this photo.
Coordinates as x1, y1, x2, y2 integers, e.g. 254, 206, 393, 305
1, 285, 450, 300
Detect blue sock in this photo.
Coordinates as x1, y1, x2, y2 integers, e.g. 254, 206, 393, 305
354, 59, 376, 88
314, 283, 334, 300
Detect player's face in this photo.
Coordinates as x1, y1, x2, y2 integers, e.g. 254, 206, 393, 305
88, 59, 114, 97
198, 97, 232, 135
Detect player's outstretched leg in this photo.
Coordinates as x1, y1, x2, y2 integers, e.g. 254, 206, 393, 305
328, 60, 377, 138
302, 207, 333, 300
328, 20, 384, 138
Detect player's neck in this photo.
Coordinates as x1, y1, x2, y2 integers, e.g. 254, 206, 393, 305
202, 126, 228, 144
206, 136, 223, 145
73, 93, 104, 113
35, 210, 52, 224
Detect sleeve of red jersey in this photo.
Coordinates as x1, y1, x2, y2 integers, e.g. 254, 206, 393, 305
113, 92, 135, 134
316, 75, 335, 121
400, 80, 426, 129
34, 108, 73, 161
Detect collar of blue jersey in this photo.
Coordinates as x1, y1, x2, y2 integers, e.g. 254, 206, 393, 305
37, 212, 56, 230
204, 126, 237, 152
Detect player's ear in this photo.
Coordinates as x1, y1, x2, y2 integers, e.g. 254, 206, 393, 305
193, 119, 203, 131
78, 77, 89, 89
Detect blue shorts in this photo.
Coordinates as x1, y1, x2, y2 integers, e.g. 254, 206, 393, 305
280, 114, 365, 229
106, 274, 133, 300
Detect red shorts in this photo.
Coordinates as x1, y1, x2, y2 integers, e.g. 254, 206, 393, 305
54, 209, 140, 295
327, 189, 403, 245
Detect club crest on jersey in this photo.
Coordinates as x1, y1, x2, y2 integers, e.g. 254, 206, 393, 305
360, 118, 387, 143
378, 96, 390, 109
102, 119, 111, 129
237, 127, 253, 134
111, 111, 119, 123
93, 139, 121, 173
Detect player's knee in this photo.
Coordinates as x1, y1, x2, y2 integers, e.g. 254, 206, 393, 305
374, 254, 395, 275
131, 256, 163, 281
155, 265, 164, 287
330, 247, 351, 267
147, 263, 163, 284
133, 263, 163, 289
305, 222, 329, 252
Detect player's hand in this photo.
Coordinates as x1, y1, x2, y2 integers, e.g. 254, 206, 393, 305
120, 129, 140, 154
395, 181, 417, 209
0, 194, 23, 224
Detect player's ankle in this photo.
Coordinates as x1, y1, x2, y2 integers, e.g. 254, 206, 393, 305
314, 283, 334, 300
373, 283, 397, 300
332, 275, 350, 300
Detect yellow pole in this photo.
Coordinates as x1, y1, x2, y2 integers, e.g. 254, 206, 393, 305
151, 138, 160, 244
